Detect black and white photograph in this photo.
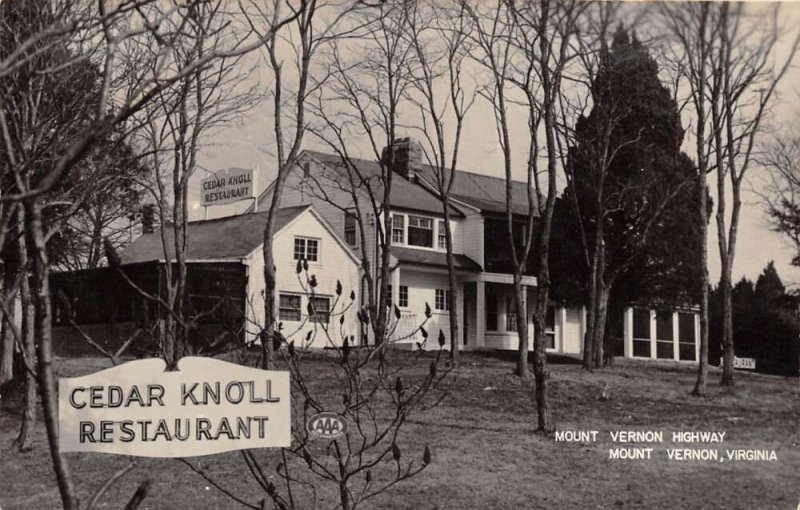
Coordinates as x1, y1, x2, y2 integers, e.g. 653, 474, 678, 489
0, 0, 799, 508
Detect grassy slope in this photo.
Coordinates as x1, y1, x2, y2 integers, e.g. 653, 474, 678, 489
0, 352, 798, 509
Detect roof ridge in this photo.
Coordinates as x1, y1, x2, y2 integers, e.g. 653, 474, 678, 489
304, 148, 529, 185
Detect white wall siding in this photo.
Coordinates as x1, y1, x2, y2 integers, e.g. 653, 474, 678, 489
561, 307, 583, 355
391, 271, 458, 351
247, 210, 361, 349
460, 211, 484, 267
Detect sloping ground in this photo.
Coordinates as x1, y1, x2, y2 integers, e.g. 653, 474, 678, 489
1, 353, 798, 509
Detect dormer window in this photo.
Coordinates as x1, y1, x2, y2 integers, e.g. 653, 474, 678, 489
391, 215, 405, 244
408, 215, 433, 248
437, 220, 447, 249
344, 212, 357, 247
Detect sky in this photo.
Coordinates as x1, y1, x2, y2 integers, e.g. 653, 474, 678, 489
187, 1, 800, 289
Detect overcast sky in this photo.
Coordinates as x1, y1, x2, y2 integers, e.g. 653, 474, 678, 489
188, 1, 800, 288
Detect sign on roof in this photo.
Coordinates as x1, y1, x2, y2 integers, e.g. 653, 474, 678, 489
201, 167, 254, 206
58, 357, 290, 457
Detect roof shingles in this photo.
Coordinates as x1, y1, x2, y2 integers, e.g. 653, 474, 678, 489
121, 206, 308, 264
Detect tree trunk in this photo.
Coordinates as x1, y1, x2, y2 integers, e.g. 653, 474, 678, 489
25, 199, 79, 509
443, 206, 459, 366
720, 267, 734, 386
693, 183, 710, 396
16, 207, 36, 451
532, 287, 552, 431
514, 273, 529, 378
592, 283, 610, 369
0, 268, 15, 386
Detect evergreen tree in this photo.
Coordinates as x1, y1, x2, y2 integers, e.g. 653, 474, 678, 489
557, 26, 700, 367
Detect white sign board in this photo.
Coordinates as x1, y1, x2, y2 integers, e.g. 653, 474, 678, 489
201, 167, 254, 206
59, 357, 290, 457
733, 356, 756, 370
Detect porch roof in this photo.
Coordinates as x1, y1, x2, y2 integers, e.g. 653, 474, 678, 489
389, 246, 481, 272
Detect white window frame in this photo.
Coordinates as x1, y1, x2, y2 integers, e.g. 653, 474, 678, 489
389, 212, 450, 252
278, 293, 302, 322
309, 295, 331, 323
435, 288, 450, 311
344, 212, 358, 248
399, 285, 409, 308
391, 214, 405, 244
293, 236, 320, 263
505, 295, 517, 332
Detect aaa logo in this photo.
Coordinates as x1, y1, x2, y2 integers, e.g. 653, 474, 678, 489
306, 412, 347, 439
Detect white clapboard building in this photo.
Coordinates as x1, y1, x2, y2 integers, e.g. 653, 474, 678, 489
117, 205, 363, 349
244, 139, 700, 362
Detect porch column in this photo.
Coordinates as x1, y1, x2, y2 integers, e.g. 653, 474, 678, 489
672, 311, 680, 361
391, 266, 400, 305
695, 312, 701, 362
559, 307, 567, 354
456, 283, 464, 350
623, 307, 633, 358
649, 309, 657, 359
476, 279, 485, 348
522, 285, 531, 350
580, 306, 587, 356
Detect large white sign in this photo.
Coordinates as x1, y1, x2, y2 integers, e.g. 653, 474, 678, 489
201, 167, 254, 206
59, 357, 290, 457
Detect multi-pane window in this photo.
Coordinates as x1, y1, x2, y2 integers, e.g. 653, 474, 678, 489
408, 215, 433, 247
678, 312, 697, 361
399, 285, 409, 308
344, 213, 357, 247
655, 310, 674, 359
386, 284, 392, 306
437, 220, 447, 249
486, 293, 498, 331
279, 294, 301, 321
391, 215, 405, 244
632, 308, 651, 357
309, 296, 330, 323
435, 288, 450, 311
545, 306, 556, 349
505, 295, 517, 332
293, 237, 319, 262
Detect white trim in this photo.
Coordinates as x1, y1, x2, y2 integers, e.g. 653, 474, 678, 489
154, 258, 248, 264
242, 205, 362, 266
462, 272, 537, 286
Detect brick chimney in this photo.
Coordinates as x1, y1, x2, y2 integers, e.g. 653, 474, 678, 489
141, 203, 155, 234
382, 137, 422, 180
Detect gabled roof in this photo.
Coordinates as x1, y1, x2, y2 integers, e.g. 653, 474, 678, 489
121, 206, 309, 264
299, 151, 466, 217
303, 150, 537, 216
415, 165, 536, 216
390, 246, 481, 272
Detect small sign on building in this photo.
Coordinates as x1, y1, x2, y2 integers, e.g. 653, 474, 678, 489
59, 357, 290, 457
733, 356, 756, 370
201, 167, 254, 206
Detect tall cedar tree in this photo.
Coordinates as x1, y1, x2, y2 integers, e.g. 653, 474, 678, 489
562, 27, 698, 368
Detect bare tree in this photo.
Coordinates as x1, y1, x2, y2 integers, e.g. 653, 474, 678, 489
658, 1, 719, 396
0, 0, 302, 506
129, 0, 261, 368
407, 0, 475, 367
463, 0, 583, 394
307, 0, 420, 359
662, 3, 799, 386
240, 0, 357, 369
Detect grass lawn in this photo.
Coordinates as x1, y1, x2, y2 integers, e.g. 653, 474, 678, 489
1, 351, 798, 509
